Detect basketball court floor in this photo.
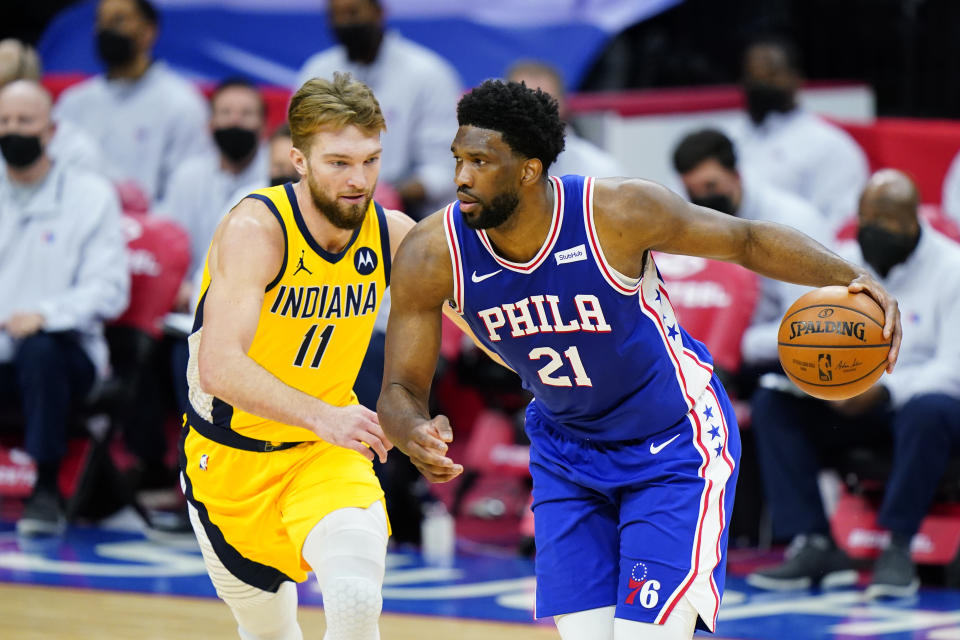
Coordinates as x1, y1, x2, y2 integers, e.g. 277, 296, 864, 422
1, 516, 959, 639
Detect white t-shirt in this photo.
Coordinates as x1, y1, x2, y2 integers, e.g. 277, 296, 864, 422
298, 31, 461, 213
158, 147, 269, 273
729, 109, 869, 235
837, 225, 960, 408
552, 129, 623, 179
55, 61, 212, 203
941, 149, 960, 226
737, 177, 831, 365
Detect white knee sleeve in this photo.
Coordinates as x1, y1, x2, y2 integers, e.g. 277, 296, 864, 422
555, 606, 615, 640
187, 502, 303, 640
553, 598, 698, 640
613, 597, 698, 640
302, 502, 388, 640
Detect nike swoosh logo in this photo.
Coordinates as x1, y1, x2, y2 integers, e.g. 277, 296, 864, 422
649, 433, 681, 455
471, 269, 502, 283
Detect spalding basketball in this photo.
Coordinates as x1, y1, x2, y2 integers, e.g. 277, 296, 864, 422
778, 286, 890, 400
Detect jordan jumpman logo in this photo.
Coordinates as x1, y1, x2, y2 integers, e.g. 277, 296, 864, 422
293, 250, 312, 276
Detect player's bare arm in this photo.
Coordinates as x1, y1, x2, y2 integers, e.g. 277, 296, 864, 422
592, 177, 901, 370
377, 212, 468, 484
196, 198, 390, 461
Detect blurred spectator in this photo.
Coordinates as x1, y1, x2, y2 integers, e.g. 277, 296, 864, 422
507, 60, 623, 178
161, 77, 268, 290
0, 39, 41, 87
728, 37, 868, 235
297, 0, 460, 217
0, 80, 129, 536
673, 129, 827, 372
747, 170, 960, 599
0, 38, 104, 173
941, 149, 960, 226
266, 123, 297, 187
54, 0, 211, 203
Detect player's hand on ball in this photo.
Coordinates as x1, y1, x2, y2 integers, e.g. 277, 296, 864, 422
314, 404, 392, 463
848, 275, 901, 373
404, 415, 463, 483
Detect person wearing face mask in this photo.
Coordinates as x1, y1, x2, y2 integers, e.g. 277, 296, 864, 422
673, 129, 828, 376
297, 0, 461, 219
161, 77, 269, 287
507, 60, 623, 179
727, 37, 869, 236
0, 38, 105, 175
54, 0, 211, 203
748, 169, 960, 599
0, 80, 130, 537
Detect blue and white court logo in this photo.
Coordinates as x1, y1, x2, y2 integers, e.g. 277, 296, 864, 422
354, 247, 378, 275
199, 454, 209, 471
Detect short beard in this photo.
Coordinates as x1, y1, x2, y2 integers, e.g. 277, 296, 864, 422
461, 190, 520, 230
307, 171, 370, 230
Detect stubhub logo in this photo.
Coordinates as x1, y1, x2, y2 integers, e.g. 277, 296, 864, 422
555, 244, 587, 265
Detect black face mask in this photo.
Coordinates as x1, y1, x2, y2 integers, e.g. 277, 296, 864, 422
857, 225, 919, 278
270, 175, 298, 187
0, 133, 43, 168
213, 127, 259, 162
96, 29, 136, 68
333, 22, 382, 63
744, 83, 794, 125
691, 194, 736, 216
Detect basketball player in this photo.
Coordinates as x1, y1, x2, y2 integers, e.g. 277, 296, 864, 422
181, 73, 406, 640
377, 80, 903, 639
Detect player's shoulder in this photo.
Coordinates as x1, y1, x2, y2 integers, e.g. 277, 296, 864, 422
380, 207, 415, 250
593, 176, 677, 222
218, 195, 286, 246
392, 208, 451, 270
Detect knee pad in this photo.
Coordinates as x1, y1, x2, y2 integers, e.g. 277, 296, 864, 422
321, 575, 382, 640
187, 502, 302, 640
231, 582, 302, 640
302, 503, 388, 640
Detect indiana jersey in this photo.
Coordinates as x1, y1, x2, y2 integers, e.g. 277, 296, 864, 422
187, 182, 390, 443
445, 175, 714, 441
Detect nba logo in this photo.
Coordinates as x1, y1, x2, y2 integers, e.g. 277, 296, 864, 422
818, 353, 833, 381
199, 454, 209, 471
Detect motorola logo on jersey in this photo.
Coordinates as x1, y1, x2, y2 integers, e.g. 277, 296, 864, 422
354, 247, 378, 275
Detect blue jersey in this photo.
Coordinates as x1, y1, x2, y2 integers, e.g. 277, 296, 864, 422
444, 174, 715, 441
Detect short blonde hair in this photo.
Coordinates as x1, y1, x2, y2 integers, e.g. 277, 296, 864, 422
288, 72, 385, 151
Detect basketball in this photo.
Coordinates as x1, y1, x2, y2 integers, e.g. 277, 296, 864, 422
777, 286, 890, 400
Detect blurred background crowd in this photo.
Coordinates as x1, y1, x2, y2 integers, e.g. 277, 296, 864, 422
2, 0, 960, 600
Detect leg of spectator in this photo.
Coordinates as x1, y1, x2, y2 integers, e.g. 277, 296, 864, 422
170, 336, 192, 417
751, 388, 831, 539
14, 332, 95, 475
877, 393, 960, 537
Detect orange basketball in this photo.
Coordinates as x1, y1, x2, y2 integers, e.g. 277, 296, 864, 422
777, 286, 890, 400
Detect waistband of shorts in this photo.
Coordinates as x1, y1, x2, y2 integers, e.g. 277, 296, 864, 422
185, 408, 305, 453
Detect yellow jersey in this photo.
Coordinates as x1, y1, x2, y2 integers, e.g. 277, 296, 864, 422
186, 183, 390, 443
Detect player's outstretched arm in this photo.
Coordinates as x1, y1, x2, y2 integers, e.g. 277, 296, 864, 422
593, 178, 901, 371
196, 199, 390, 461
378, 214, 464, 483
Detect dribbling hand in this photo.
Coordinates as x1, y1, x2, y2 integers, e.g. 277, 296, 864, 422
404, 415, 463, 483
312, 404, 392, 463
848, 274, 902, 373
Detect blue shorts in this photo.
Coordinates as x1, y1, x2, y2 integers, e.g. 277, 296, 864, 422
527, 375, 740, 632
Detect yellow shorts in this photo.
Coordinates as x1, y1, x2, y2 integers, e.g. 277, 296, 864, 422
180, 422, 386, 590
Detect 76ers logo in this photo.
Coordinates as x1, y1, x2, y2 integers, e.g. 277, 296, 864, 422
625, 562, 661, 608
